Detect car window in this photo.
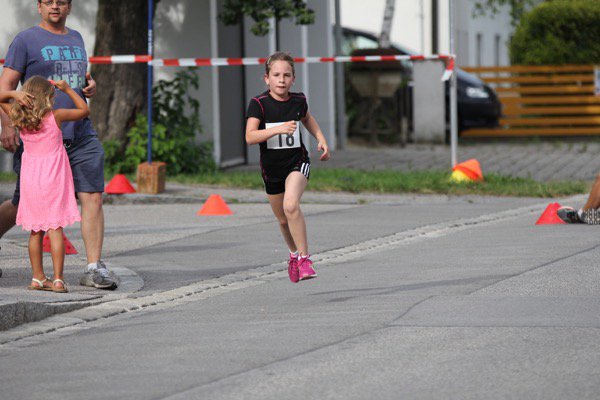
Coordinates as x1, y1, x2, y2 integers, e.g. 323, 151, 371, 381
355, 35, 378, 49
342, 33, 379, 55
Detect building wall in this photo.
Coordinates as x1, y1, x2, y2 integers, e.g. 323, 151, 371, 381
457, 0, 512, 67
215, 0, 246, 167
341, 0, 425, 54
154, 0, 214, 151
0, 1, 336, 166
306, 0, 336, 151
340, 0, 515, 67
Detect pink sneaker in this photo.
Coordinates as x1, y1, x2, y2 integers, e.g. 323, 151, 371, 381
288, 254, 299, 283
298, 256, 317, 281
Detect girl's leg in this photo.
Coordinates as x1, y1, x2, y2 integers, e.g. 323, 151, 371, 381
267, 193, 297, 252
29, 230, 47, 283
583, 173, 600, 210
283, 172, 308, 255
46, 228, 65, 289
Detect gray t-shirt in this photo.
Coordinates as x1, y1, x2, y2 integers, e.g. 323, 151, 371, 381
4, 26, 96, 140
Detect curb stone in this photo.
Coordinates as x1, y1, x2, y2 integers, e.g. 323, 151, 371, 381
0, 266, 143, 332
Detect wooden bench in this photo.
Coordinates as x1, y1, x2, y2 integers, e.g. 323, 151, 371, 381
460, 65, 600, 137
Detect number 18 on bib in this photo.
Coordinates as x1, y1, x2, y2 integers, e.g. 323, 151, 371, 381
266, 122, 301, 150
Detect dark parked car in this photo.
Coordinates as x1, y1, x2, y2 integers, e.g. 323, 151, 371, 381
342, 27, 501, 132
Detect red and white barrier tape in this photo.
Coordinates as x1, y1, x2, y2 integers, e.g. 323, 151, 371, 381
1, 54, 455, 81
88, 55, 151, 64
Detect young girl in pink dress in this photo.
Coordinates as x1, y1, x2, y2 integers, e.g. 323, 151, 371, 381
0, 76, 89, 293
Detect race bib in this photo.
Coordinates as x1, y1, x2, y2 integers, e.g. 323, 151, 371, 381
266, 122, 301, 150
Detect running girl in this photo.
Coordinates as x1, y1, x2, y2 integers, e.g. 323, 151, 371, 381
0, 77, 87, 293
245, 52, 330, 283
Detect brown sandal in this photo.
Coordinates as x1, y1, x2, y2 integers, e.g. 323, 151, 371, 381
27, 277, 53, 291
52, 279, 68, 293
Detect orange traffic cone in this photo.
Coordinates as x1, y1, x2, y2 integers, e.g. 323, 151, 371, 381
449, 169, 472, 183
196, 194, 233, 216
535, 203, 565, 225
105, 174, 136, 194
451, 159, 484, 182
43, 232, 78, 254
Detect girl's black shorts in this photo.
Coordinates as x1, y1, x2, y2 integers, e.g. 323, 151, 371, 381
262, 161, 310, 195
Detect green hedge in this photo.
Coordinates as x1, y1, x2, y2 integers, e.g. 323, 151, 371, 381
510, 0, 600, 65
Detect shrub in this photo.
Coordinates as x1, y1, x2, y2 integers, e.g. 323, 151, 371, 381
510, 0, 600, 65
104, 68, 216, 175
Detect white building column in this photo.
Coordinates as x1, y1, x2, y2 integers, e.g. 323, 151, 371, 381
306, 0, 336, 152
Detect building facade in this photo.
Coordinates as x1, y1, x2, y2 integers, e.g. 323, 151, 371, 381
0, 0, 337, 167
340, 0, 515, 67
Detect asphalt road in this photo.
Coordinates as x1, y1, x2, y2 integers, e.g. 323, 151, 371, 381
1, 192, 599, 399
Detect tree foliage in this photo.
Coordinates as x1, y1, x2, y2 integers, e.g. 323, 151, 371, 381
219, 0, 315, 36
510, 0, 600, 65
472, 0, 540, 26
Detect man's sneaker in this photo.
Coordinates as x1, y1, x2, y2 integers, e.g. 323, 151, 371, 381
581, 208, 600, 225
80, 260, 119, 290
557, 206, 582, 223
298, 256, 317, 281
288, 254, 299, 283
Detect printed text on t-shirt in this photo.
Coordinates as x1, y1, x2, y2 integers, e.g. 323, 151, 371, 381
265, 122, 301, 150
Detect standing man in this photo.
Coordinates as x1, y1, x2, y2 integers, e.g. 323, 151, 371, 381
0, 0, 117, 289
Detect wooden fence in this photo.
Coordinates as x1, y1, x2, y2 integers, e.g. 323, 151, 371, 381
461, 65, 600, 137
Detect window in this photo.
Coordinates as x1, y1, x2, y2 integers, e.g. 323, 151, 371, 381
494, 34, 501, 66
476, 33, 483, 66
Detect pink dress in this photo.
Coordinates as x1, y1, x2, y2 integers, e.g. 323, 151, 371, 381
16, 112, 81, 232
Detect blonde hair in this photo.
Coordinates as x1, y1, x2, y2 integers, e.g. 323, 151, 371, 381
10, 76, 54, 131
265, 52, 295, 75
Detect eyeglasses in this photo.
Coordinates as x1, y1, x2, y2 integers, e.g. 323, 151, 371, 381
40, 1, 70, 7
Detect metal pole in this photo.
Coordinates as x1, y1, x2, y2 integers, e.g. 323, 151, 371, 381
431, 0, 438, 54
334, 0, 346, 149
147, 0, 154, 164
449, 0, 458, 167
420, 0, 425, 54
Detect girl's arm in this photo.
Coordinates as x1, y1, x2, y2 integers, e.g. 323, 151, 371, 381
301, 111, 330, 161
52, 80, 90, 126
245, 117, 297, 145
0, 90, 34, 115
